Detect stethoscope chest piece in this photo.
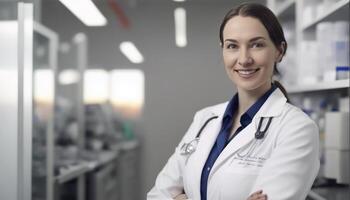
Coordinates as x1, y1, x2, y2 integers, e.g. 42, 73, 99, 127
180, 115, 218, 156
180, 138, 199, 155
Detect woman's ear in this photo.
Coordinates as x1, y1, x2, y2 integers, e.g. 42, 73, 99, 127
276, 42, 286, 62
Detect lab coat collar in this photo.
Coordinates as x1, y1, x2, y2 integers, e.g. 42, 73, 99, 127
254, 88, 287, 118
208, 88, 286, 118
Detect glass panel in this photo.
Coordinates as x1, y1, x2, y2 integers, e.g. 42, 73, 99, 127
55, 41, 80, 168
32, 28, 54, 200
55, 36, 82, 200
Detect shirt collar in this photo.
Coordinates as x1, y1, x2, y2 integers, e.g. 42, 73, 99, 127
223, 84, 277, 126
222, 93, 238, 122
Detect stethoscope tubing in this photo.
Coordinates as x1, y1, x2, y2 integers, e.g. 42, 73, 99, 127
255, 117, 273, 139
195, 116, 219, 138
181, 116, 273, 157
237, 117, 273, 158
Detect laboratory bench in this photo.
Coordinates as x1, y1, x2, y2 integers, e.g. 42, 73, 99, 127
53, 140, 139, 200
308, 185, 350, 200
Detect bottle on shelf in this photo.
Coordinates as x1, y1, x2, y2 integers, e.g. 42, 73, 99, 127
334, 21, 350, 81
300, 41, 319, 84
316, 22, 335, 82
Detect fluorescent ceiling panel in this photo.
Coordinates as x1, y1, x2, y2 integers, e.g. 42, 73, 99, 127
59, 0, 107, 26
119, 41, 144, 64
174, 7, 187, 47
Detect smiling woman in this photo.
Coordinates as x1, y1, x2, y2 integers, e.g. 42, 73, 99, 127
147, 3, 319, 200
222, 16, 281, 98
219, 3, 289, 103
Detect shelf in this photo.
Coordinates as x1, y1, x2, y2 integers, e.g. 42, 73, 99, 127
120, 140, 139, 150
276, 0, 296, 19
287, 79, 350, 93
55, 162, 90, 184
303, 0, 349, 30
85, 150, 120, 170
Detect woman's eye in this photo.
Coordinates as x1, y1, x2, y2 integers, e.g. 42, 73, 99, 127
226, 43, 238, 49
251, 42, 264, 48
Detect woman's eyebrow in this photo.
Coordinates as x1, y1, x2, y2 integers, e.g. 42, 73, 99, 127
249, 37, 266, 42
224, 37, 266, 43
224, 39, 237, 43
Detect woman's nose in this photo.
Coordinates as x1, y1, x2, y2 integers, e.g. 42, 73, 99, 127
238, 50, 253, 67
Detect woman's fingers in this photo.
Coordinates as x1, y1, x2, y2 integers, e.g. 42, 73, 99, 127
256, 194, 267, 200
247, 194, 267, 200
251, 190, 263, 196
174, 193, 188, 200
247, 190, 268, 200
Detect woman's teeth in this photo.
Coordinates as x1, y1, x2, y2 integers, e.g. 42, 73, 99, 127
235, 69, 259, 77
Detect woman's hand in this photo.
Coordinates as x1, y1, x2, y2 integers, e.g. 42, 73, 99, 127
247, 190, 268, 200
174, 193, 188, 200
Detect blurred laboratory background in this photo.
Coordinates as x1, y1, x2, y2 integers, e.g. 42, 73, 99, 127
0, 0, 349, 200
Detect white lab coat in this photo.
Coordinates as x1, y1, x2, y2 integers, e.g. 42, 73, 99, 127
147, 88, 320, 200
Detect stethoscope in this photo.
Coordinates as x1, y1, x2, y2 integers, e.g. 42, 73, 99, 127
180, 116, 218, 155
180, 115, 273, 156
237, 117, 273, 158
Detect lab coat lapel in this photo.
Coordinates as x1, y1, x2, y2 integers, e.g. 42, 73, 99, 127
209, 121, 256, 176
190, 105, 227, 199
208, 88, 287, 177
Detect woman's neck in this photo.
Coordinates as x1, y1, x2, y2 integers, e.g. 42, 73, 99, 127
236, 82, 271, 116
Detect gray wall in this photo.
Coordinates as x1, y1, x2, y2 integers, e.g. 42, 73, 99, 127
41, 1, 261, 198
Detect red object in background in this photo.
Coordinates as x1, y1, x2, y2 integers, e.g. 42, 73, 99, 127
108, 0, 130, 28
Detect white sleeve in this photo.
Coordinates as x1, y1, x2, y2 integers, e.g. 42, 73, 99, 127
250, 111, 320, 200
147, 112, 202, 200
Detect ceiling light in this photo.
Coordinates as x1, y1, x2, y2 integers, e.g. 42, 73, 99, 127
173, 0, 186, 2
174, 7, 187, 47
119, 41, 144, 64
58, 0, 107, 26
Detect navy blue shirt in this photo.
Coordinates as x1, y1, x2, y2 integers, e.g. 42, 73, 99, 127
200, 85, 277, 200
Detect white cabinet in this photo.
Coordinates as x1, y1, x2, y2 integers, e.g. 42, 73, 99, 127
0, 2, 33, 200
268, 0, 349, 199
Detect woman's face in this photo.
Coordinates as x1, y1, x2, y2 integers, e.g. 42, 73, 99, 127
222, 16, 282, 93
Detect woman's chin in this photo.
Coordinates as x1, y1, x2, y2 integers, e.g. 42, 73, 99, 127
233, 80, 269, 93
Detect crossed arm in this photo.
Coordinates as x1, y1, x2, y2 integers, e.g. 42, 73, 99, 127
174, 190, 268, 200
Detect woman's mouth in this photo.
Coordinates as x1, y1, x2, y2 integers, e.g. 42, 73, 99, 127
234, 68, 260, 78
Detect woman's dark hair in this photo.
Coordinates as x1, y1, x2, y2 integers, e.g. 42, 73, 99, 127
219, 3, 290, 102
